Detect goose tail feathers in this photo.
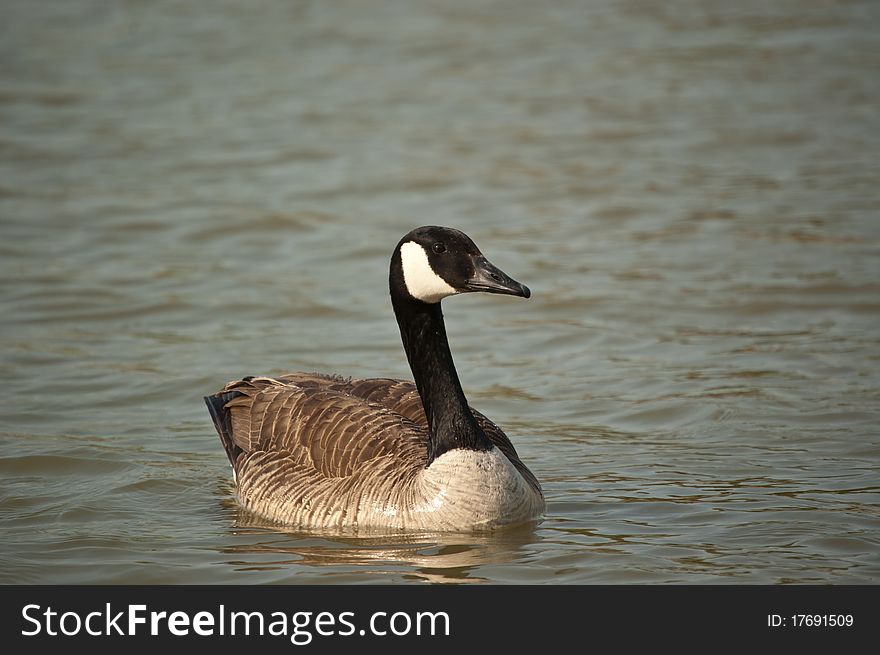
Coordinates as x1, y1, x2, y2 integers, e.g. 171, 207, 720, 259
204, 390, 243, 467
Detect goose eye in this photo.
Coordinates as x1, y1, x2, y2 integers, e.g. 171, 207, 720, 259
432, 243, 446, 254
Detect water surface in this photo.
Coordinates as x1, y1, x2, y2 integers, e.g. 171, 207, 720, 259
1, 0, 879, 584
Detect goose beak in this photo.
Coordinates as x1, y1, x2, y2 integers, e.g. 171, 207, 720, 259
464, 255, 531, 299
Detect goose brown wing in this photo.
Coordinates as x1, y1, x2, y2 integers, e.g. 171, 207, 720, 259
275, 373, 542, 494
275, 373, 421, 413
214, 376, 428, 478
470, 410, 542, 494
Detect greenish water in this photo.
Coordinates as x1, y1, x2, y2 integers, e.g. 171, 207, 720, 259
1, 0, 878, 583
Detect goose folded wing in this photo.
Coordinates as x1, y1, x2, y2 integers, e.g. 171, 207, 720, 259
219, 377, 428, 479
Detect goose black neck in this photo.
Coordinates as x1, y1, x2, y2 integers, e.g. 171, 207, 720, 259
391, 295, 493, 464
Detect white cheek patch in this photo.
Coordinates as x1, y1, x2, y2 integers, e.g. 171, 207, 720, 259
400, 241, 457, 303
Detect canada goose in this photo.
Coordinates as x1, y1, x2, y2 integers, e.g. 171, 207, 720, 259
205, 226, 544, 531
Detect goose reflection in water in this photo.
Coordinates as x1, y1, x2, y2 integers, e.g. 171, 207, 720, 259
218, 501, 539, 583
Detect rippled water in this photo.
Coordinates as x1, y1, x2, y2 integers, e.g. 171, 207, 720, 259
2, 0, 879, 584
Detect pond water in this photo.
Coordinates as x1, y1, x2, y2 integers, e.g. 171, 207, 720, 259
1, 0, 878, 583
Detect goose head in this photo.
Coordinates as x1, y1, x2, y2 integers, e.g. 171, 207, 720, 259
390, 225, 530, 304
